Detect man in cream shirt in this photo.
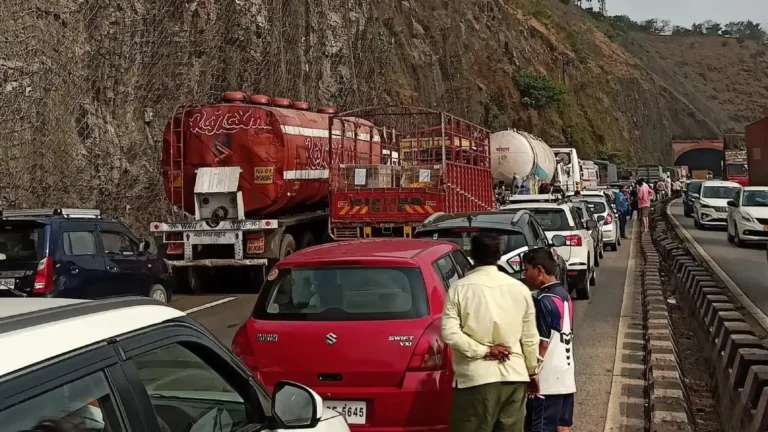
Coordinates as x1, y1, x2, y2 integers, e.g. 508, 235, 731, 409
442, 233, 540, 432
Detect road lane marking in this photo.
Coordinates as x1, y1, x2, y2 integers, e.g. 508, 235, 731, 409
183, 297, 237, 314
666, 200, 768, 333
604, 220, 645, 432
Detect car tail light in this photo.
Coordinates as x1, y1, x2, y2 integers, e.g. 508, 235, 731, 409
605, 213, 613, 225
507, 255, 522, 272
33, 257, 54, 294
407, 319, 446, 372
564, 235, 582, 247
232, 325, 258, 371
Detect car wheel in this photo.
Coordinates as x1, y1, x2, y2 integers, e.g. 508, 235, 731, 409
590, 268, 597, 286
736, 229, 746, 248
617, 236, 622, 247
149, 284, 169, 303
727, 223, 735, 243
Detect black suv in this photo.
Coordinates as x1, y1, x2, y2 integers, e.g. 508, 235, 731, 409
0, 209, 173, 302
413, 211, 569, 286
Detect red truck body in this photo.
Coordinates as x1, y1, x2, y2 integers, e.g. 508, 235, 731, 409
747, 116, 768, 187
162, 92, 380, 217
329, 110, 495, 239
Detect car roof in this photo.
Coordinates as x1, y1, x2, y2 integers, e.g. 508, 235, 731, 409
743, 186, 768, 191
502, 202, 568, 210
279, 238, 457, 266
0, 297, 185, 377
701, 180, 741, 187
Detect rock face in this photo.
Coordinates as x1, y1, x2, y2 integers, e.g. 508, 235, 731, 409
0, 0, 762, 231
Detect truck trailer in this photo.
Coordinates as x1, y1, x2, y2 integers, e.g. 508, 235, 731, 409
747, 117, 768, 186
722, 134, 749, 186
328, 107, 495, 239
150, 92, 386, 292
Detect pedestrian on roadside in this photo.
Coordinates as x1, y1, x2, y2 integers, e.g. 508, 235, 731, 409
615, 187, 629, 239
629, 186, 638, 221
442, 232, 540, 432
637, 179, 652, 233
573, 190, 582, 197
522, 248, 576, 432
672, 178, 682, 198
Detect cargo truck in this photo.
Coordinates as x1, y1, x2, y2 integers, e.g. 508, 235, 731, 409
552, 148, 582, 192
594, 160, 618, 185
150, 92, 387, 292
328, 107, 495, 239
634, 165, 664, 183
722, 134, 749, 186
746, 116, 768, 186
489, 129, 565, 196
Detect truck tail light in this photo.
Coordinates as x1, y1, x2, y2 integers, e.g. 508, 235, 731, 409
33, 257, 54, 294
564, 235, 582, 247
407, 320, 447, 371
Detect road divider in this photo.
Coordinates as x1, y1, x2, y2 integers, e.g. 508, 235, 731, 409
649, 198, 768, 432
183, 297, 237, 314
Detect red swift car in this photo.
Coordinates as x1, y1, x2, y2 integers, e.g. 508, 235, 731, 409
232, 239, 475, 431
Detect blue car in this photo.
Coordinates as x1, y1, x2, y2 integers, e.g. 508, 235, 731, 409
0, 209, 173, 302
683, 180, 703, 218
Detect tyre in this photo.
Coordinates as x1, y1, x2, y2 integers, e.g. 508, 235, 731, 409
694, 217, 700, 229
149, 284, 169, 303
727, 224, 735, 243
279, 234, 296, 261
575, 259, 592, 300
735, 229, 746, 248
617, 236, 622, 247
590, 269, 597, 286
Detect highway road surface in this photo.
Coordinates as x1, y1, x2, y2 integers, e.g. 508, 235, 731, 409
669, 201, 768, 316
169, 224, 643, 431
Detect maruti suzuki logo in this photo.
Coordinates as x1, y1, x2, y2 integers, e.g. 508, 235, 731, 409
326, 333, 337, 345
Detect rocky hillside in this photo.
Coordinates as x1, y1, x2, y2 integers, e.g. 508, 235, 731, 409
0, 0, 762, 230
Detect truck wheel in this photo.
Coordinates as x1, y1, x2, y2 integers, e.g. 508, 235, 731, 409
188, 267, 206, 294
279, 234, 296, 261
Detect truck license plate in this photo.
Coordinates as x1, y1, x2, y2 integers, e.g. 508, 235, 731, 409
323, 401, 366, 424
0, 278, 15, 290
246, 233, 265, 255
166, 243, 184, 254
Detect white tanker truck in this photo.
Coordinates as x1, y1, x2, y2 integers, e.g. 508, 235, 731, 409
490, 130, 581, 198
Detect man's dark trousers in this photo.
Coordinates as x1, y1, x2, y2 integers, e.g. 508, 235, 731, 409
450, 382, 527, 432
618, 212, 627, 238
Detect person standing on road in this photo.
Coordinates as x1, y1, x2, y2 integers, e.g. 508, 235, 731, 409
629, 186, 638, 221
522, 248, 576, 432
637, 179, 652, 233
615, 187, 629, 239
442, 232, 540, 432
672, 178, 682, 198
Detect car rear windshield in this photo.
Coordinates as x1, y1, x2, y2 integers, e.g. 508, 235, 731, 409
253, 267, 429, 321
702, 186, 739, 199
528, 209, 573, 231
579, 200, 607, 214
419, 228, 527, 254
0, 223, 47, 263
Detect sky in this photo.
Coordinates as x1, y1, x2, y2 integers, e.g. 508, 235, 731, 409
606, 0, 767, 27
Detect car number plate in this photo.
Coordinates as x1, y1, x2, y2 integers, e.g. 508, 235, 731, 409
324, 401, 366, 424
0, 278, 15, 290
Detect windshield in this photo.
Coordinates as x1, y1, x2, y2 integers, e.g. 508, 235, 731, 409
0, 223, 47, 263
743, 190, 768, 207
254, 267, 428, 321
727, 164, 748, 177
576, 199, 607, 214
529, 209, 573, 231
421, 228, 527, 254
701, 186, 740, 199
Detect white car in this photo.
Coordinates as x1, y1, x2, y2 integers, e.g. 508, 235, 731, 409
502, 201, 597, 299
0, 297, 350, 432
693, 180, 742, 229
727, 186, 768, 247
572, 196, 621, 251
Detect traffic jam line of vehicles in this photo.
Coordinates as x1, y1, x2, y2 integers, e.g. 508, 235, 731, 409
0, 93, 630, 429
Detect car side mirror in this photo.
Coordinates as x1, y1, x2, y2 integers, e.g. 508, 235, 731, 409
727, 200, 737, 208
139, 239, 152, 254
586, 219, 598, 230
550, 235, 567, 248
271, 381, 322, 429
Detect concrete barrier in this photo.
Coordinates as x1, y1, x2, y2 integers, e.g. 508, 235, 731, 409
649, 198, 768, 432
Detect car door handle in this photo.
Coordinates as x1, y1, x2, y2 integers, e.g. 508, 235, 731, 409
70, 267, 79, 275
107, 265, 118, 272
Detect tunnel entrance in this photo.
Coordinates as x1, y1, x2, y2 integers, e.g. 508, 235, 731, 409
674, 148, 723, 178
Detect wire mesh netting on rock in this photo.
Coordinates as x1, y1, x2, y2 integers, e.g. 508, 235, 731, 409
0, 0, 387, 233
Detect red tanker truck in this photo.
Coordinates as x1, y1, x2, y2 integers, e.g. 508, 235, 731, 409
150, 92, 383, 292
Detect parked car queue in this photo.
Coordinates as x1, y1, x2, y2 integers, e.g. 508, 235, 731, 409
231, 189, 626, 431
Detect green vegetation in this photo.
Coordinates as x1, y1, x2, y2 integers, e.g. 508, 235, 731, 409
600, 15, 767, 42
514, 71, 566, 110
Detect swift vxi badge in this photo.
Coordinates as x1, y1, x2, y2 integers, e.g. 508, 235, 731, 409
257, 334, 278, 343
388, 335, 414, 347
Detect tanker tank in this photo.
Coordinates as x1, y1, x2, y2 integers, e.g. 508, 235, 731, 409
162, 92, 381, 217
490, 130, 556, 186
